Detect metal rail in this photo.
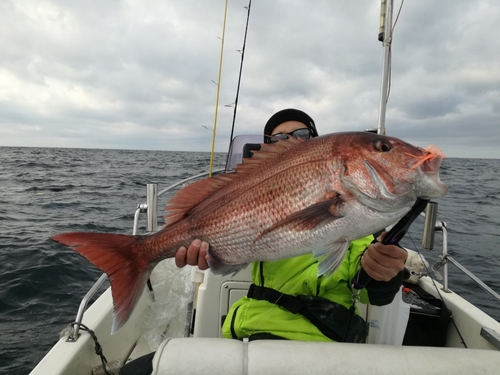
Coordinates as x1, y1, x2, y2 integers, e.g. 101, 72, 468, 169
422, 203, 500, 303
67, 273, 108, 342
446, 255, 500, 301
157, 169, 224, 197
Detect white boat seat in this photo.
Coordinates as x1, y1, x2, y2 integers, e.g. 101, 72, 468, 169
151, 337, 500, 375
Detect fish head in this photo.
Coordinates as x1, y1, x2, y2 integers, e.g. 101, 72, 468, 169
335, 132, 448, 212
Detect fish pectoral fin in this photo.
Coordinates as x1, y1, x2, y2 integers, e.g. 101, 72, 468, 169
262, 195, 344, 236
313, 240, 350, 277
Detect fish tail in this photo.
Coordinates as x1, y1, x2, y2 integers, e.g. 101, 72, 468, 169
52, 232, 150, 333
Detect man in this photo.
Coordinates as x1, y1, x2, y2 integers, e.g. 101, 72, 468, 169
176, 109, 407, 342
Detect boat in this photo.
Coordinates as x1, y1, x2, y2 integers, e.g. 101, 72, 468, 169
30, 1, 500, 374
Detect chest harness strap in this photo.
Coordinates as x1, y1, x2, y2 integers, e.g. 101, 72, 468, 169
247, 284, 366, 343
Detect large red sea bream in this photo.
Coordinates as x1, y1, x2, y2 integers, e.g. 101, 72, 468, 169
52, 132, 448, 332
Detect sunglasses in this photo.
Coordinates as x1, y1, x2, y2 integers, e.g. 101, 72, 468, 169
270, 128, 312, 143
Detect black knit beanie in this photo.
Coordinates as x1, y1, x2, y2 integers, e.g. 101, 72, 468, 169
263, 108, 318, 143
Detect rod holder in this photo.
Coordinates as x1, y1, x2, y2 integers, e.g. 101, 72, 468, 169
422, 201, 438, 249
378, 0, 387, 41
146, 183, 158, 232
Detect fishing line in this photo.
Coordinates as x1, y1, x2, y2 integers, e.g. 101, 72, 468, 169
248, 293, 284, 337
407, 231, 447, 296
386, 0, 405, 104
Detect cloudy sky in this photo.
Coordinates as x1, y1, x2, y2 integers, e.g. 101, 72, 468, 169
1, 0, 499, 158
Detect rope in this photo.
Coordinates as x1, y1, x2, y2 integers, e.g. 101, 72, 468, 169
450, 317, 468, 348
70, 322, 112, 375
242, 337, 249, 375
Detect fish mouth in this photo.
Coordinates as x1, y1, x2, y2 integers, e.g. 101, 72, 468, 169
409, 145, 448, 199
410, 145, 445, 173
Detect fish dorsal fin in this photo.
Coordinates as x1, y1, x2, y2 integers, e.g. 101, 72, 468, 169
164, 177, 231, 226
237, 135, 303, 168
164, 137, 304, 226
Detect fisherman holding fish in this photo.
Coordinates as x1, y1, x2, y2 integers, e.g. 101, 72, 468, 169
52, 106, 448, 375
176, 109, 410, 343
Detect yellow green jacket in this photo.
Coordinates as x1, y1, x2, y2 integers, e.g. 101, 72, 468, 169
222, 235, 402, 341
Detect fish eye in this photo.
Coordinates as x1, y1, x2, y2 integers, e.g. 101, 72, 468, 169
374, 140, 392, 152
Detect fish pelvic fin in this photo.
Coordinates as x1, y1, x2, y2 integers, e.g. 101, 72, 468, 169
208, 261, 249, 276
205, 248, 249, 276
313, 240, 350, 277
51, 232, 150, 334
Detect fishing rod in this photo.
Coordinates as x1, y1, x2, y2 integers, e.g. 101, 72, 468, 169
224, 0, 252, 173
210, 0, 253, 174
208, 0, 229, 177
351, 198, 430, 290
228, 0, 252, 145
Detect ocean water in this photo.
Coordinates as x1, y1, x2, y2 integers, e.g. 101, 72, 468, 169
0, 147, 499, 374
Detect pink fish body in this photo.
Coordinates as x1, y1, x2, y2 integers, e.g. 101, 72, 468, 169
52, 132, 448, 332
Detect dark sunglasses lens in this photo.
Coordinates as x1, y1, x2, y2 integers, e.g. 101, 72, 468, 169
270, 133, 289, 142
292, 128, 311, 139
270, 128, 311, 143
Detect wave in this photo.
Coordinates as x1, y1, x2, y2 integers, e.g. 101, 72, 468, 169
24, 185, 76, 193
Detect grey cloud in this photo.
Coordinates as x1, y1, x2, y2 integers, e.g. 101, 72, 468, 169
0, 0, 499, 158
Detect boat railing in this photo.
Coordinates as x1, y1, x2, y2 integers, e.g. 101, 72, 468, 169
67, 169, 225, 341
422, 203, 500, 303
67, 273, 108, 342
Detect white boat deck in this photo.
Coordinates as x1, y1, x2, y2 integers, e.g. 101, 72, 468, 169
30, 257, 500, 375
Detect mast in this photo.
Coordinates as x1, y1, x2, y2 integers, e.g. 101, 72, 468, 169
376, 0, 393, 135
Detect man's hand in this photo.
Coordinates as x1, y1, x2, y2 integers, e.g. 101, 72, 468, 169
361, 232, 407, 281
175, 239, 210, 270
